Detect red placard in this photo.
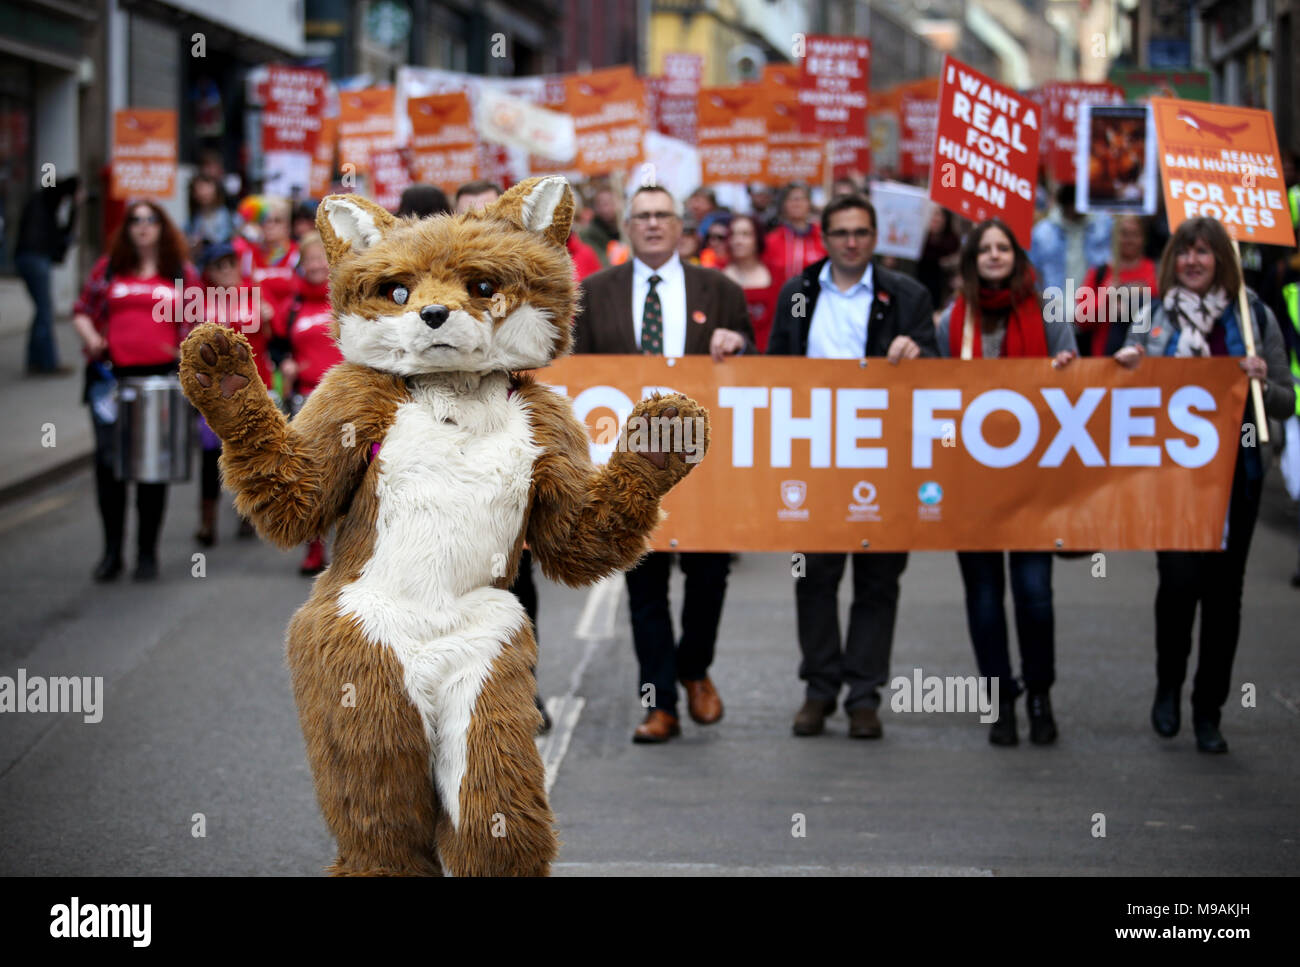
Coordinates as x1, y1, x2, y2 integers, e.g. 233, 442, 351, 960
261, 66, 327, 154
408, 92, 478, 194
798, 35, 870, 137
929, 55, 1040, 247
898, 78, 940, 180
698, 85, 767, 184
655, 52, 702, 144
1040, 81, 1124, 184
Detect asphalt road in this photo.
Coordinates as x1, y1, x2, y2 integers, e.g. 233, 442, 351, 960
1, 464, 1297, 876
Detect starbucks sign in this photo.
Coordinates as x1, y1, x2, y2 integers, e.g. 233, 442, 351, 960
366, 0, 411, 48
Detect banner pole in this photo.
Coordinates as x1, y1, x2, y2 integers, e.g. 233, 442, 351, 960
960, 304, 974, 360
1231, 238, 1270, 444
824, 139, 834, 197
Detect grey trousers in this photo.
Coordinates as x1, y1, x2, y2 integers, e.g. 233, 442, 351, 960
795, 552, 908, 711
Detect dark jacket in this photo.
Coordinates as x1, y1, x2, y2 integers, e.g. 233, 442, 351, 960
574, 260, 756, 355
766, 257, 939, 358
16, 177, 80, 263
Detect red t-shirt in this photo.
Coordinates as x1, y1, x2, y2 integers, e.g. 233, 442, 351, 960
742, 280, 781, 353
567, 234, 602, 282
207, 282, 272, 386
74, 257, 203, 367
284, 277, 341, 395
1075, 258, 1159, 356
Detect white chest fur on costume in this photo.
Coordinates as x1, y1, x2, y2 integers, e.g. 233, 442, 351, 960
335, 370, 538, 830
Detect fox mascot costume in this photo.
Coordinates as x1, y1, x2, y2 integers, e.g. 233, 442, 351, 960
179, 177, 708, 876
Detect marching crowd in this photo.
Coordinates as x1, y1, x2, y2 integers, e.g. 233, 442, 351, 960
15, 152, 1300, 758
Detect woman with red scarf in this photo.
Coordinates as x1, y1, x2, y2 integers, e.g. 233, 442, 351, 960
935, 218, 1078, 747
72, 200, 202, 581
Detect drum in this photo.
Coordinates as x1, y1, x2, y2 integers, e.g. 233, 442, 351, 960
113, 375, 193, 482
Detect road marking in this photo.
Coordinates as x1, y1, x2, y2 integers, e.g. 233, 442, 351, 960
0, 491, 77, 535
1273, 690, 1299, 716
534, 575, 624, 792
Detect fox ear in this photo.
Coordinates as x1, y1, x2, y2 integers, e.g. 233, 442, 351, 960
317, 194, 398, 262
485, 176, 574, 249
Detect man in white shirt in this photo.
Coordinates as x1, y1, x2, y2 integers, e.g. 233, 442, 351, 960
575, 185, 754, 742
768, 193, 939, 739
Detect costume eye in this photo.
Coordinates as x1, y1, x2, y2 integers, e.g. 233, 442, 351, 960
383, 283, 409, 305
470, 280, 495, 299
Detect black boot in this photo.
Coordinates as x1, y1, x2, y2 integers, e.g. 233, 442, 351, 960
93, 552, 123, 582
989, 697, 1018, 746
94, 463, 126, 582
1151, 685, 1180, 738
1193, 710, 1228, 754
1026, 689, 1057, 745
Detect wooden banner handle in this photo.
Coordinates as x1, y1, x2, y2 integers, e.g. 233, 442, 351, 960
960, 304, 975, 360
1231, 239, 1270, 444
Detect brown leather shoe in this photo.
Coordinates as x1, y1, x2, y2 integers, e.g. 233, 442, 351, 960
848, 707, 883, 739
793, 698, 835, 736
681, 676, 723, 725
632, 709, 681, 744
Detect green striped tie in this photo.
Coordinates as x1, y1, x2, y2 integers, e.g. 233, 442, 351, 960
641, 274, 663, 355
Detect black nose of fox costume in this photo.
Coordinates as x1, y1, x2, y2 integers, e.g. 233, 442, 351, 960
421, 304, 449, 329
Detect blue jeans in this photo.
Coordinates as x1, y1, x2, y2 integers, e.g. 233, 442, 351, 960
16, 252, 57, 371
956, 551, 1055, 700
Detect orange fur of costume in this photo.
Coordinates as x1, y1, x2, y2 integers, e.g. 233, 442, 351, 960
179, 178, 708, 876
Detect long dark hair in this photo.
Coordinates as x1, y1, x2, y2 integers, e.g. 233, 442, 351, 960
108, 200, 189, 280
958, 218, 1038, 321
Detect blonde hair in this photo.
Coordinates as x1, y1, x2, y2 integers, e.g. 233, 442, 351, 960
297, 231, 325, 257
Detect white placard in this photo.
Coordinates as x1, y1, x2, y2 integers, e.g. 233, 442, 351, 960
870, 180, 931, 260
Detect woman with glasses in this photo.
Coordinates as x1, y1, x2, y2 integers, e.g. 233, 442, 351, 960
935, 218, 1078, 746
1114, 216, 1295, 754
699, 217, 731, 269
724, 215, 779, 352
72, 201, 203, 581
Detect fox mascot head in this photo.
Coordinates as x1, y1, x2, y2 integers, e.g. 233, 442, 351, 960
315, 176, 577, 375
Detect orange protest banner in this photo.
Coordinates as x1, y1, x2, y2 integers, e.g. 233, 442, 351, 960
408, 92, 478, 193
564, 66, 646, 175
541, 356, 1245, 552
309, 116, 337, 198
698, 85, 767, 184
1151, 97, 1296, 247
111, 109, 177, 201
337, 87, 397, 174
930, 55, 1040, 247
763, 65, 824, 186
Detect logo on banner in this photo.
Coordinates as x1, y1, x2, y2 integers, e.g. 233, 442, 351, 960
848, 481, 881, 522
779, 480, 809, 521
918, 480, 943, 520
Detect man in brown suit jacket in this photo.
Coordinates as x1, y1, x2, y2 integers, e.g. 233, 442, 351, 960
574, 184, 754, 743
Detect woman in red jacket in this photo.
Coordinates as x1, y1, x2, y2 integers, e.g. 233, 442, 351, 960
724, 214, 780, 352
1073, 214, 1159, 356
275, 233, 342, 575
72, 201, 202, 581
763, 183, 825, 289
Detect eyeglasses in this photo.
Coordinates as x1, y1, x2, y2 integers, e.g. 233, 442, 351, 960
826, 228, 874, 242
129, 213, 161, 225
707, 232, 730, 242
629, 210, 678, 224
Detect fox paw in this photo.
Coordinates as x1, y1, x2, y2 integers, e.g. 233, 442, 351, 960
616, 393, 710, 488
180, 323, 267, 436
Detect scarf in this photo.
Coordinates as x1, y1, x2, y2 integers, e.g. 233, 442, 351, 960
1164, 285, 1229, 357
948, 287, 1048, 358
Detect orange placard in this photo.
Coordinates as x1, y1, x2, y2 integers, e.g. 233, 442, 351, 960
111, 109, 177, 200
763, 65, 824, 186
698, 85, 768, 185
540, 356, 1245, 552
337, 87, 397, 174
1151, 97, 1297, 247
929, 55, 1040, 247
563, 66, 646, 175
408, 92, 478, 193
310, 116, 338, 198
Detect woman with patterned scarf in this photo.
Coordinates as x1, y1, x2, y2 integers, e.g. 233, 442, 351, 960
1115, 216, 1295, 754
936, 219, 1079, 747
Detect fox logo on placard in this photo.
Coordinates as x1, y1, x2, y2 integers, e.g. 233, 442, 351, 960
779, 480, 809, 521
